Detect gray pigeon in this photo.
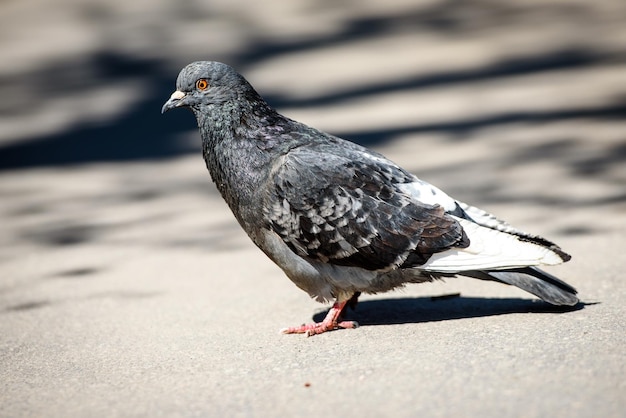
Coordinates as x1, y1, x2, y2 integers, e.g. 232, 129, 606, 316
162, 61, 578, 336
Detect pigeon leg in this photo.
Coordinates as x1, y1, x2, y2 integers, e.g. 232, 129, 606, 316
280, 299, 359, 337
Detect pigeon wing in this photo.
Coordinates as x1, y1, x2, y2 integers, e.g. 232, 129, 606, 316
263, 145, 468, 271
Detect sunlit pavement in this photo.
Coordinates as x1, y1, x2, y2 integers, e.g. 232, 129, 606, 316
1, 1, 625, 417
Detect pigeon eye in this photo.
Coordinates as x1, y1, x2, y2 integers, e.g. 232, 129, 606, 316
196, 79, 209, 91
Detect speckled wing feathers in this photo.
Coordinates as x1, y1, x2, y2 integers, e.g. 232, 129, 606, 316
264, 145, 468, 271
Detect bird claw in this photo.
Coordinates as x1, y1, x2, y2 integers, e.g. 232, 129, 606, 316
305, 320, 359, 337
280, 299, 359, 336
280, 320, 359, 336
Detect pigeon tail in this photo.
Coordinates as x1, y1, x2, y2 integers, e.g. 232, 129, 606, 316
465, 267, 579, 306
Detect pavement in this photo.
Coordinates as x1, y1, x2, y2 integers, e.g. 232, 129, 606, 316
1, 1, 625, 417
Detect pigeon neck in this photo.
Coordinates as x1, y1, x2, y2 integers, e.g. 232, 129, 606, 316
196, 93, 280, 136
196, 100, 283, 229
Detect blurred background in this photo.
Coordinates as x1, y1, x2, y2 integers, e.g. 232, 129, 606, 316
1, 0, 624, 272
1, 0, 625, 164
0, 1, 625, 416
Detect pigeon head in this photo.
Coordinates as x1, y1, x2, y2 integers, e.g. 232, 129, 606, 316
161, 61, 258, 115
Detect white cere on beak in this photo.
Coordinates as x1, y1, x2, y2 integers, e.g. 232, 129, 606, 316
170, 90, 186, 100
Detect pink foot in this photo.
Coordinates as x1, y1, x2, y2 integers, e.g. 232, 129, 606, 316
280, 300, 359, 337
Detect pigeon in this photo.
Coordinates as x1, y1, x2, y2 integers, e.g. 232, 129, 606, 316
162, 61, 578, 336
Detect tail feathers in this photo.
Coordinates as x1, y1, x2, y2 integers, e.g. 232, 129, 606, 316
455, 202, 572, 263
465, 267, 579, 306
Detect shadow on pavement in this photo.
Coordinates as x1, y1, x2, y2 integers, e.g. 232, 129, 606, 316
313, 296, 587, 326
0, 3, 623, 172
0, 52, 198, 170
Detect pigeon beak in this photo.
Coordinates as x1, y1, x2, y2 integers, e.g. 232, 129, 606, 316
161, 90, 187, 114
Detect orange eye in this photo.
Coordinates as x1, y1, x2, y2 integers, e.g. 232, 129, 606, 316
196, 79, 209, 90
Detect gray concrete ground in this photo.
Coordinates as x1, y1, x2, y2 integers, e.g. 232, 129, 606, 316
1, 1, 625, 417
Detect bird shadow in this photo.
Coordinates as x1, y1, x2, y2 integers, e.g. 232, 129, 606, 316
312, 296, 588, 326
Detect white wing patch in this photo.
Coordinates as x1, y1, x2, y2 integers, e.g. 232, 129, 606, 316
420, 217, 564, 272
397, 179, 458, 211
